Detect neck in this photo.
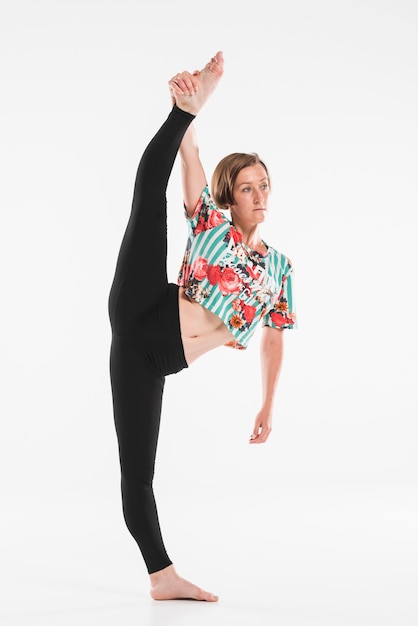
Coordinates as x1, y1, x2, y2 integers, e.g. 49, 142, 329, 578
233, 223, 263, 248
244, 234, 263, 249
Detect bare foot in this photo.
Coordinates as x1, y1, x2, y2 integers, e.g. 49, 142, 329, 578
169, 50, 224, 115
150, 564, 218, 602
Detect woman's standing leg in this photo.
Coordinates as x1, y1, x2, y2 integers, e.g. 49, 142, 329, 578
109, 333, 169, 573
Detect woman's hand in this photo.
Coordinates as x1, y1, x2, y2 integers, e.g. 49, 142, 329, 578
168, 70, 200, 107
249, 407, 273, 444
168, 52, 224, 115
249, 327, 284, 444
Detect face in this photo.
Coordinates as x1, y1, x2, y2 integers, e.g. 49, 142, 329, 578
229, 164, 270, 227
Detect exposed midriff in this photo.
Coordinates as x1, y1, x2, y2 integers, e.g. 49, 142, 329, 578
178, 287, 233, 364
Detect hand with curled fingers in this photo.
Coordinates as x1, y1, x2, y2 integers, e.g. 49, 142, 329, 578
167, 52, 224, 115
249, 408, 273, 444
169, 70, 200, 106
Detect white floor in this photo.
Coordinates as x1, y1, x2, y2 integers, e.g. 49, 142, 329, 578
3, 479, 417, 626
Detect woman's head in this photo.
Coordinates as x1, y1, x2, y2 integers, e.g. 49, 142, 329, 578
211, 153, 271, 211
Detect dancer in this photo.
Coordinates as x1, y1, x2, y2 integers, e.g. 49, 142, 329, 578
108, 51, 296, 602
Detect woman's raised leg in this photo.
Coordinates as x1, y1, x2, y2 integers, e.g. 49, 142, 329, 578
108, 105, 195, 334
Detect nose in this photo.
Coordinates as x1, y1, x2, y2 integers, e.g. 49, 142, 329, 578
253, 189, 263, 203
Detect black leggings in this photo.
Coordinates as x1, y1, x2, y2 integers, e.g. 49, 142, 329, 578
108, 106, 195, 574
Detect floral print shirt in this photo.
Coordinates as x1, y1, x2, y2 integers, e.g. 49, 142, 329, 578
177, 186, 296, 349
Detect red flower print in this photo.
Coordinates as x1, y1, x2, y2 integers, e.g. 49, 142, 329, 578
208, 210, 225, 229
271, 312, 294, 326
191, 197, 203, 219
230, 227, 242, 244
242, 304, 256, 323
207, 264, 222, 285
231, 298, 242, 311
218, 267, 242, 296
194, 216, 206, 235
191, 256, 208, 280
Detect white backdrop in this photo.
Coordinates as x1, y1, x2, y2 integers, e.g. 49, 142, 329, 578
1, 1, 417, 625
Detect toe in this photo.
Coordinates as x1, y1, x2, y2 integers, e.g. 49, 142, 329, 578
207, 593, 219, 602
205, 51, 224, 75
203, 590, 219, 602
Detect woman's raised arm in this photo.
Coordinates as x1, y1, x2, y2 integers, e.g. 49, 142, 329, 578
179, 123, 207, 217
168, 52, 224, 216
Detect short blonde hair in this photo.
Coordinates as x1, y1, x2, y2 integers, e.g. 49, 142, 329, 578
211, 153, 271, 210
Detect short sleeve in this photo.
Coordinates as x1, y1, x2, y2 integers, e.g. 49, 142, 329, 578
185, 185, 229, 234
263, 258, 297, 330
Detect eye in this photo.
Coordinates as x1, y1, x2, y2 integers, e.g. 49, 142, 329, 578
261, 183, 269, 190
242, 187, 251, 192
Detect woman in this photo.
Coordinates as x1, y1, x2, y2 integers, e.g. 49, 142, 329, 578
108, 51, 296, 602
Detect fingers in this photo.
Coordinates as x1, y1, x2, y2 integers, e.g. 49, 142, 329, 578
249, 424, 272, 444
169, 70, 199, 96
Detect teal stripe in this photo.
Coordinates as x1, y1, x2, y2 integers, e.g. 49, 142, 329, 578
286, 267, 294, 311
202, 225, 229, 261
205, 285, 222, 310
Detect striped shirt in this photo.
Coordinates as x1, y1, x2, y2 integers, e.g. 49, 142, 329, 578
177, 186, 296, 349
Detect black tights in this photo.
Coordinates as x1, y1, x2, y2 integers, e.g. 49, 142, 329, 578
108, 106, 195, 574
